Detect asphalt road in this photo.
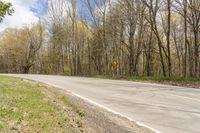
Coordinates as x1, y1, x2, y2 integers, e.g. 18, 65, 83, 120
1, 74, 200, 133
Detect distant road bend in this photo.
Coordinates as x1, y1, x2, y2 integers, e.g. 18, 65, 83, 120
1, 74, 200, 133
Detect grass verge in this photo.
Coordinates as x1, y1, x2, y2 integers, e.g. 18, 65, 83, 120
59, 96, 86, 117
0, 76, 85, 133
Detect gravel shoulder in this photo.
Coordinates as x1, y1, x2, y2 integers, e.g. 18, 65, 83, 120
43, 82, 154, 133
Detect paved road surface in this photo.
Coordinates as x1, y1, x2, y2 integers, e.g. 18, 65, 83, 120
1, 74, 200, 133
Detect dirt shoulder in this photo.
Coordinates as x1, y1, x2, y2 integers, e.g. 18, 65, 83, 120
150, 80, 200, 89
43, 84, 154, 133
94, 75, 200, 89
126, 79, 200, 89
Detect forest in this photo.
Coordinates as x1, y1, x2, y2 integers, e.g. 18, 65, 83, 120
0, 0, 199, 78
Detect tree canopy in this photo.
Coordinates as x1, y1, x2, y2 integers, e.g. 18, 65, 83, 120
0, 1, 14, 22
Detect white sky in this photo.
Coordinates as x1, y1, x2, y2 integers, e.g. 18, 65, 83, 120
0, 0, 38, 31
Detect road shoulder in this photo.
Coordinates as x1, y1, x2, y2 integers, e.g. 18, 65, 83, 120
47, 84, 154, 133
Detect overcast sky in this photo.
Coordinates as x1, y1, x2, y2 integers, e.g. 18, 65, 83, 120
0, 0, 48, 31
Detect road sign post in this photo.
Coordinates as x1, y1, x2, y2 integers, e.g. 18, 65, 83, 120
111, 60, 118, 77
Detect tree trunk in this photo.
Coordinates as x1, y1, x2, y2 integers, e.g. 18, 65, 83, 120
167, 0, 172, 77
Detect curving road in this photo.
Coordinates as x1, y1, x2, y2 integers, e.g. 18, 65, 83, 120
1, 74, 200, 133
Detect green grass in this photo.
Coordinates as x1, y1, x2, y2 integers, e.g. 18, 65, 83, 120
0, 123, 4, 130
59, 96, 86, 117
0, 76, 69, 133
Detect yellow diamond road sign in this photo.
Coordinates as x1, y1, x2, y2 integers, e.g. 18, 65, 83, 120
111, 60, 118, 68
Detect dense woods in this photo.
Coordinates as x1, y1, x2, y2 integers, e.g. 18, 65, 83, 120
0, 0, 200, 78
